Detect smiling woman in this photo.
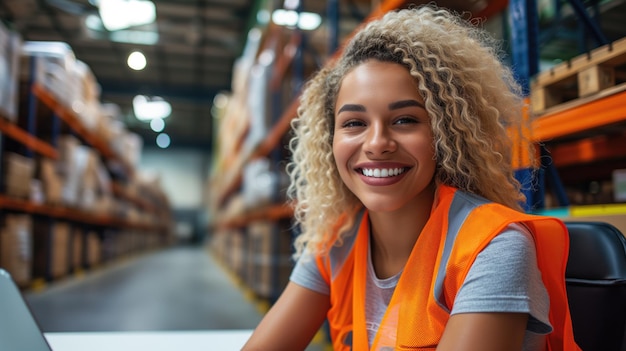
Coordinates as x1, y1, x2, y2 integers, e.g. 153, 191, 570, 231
242, 4, 581, 351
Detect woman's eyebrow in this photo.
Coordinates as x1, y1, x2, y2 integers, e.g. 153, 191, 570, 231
388, 99, 425, 110
337, 104, 366, 114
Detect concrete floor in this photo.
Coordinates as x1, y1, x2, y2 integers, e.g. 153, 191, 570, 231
24, 244, 329, 350
25, 245, 264, 332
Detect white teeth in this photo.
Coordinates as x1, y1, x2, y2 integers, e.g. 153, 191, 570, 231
361, 168, 406, 178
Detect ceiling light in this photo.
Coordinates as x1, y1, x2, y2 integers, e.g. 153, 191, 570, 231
127, 51, 147, 70
156, 133, 171, 148
272, 9, 321, 30
133, 95, 171, 121
298, 12, 322, 31
150, 118, 165, 132
256, 10, 270, 25
213, 93, 229, 109
272, 9, 298, 27
99, 0, 156, 31
85, 14, 103, 30
85, 14, 158, 45
112, 30, 158, 45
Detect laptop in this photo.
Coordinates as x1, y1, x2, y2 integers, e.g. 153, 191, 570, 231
0, 268, 53, 350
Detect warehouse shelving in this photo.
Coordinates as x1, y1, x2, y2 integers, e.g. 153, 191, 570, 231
31, 83, 132, 175
9, 81, 171, 228
0, 195, 162, 231
0, 51, 173, 286
213, 203, 293, 231
0, 101, 169, 231
0, 115, 58, 159
527, 13, 626, 232
532, 88, 626, 142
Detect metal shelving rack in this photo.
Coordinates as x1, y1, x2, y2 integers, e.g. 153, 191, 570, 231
511, 0, 626, 213
0, 57, 173, 283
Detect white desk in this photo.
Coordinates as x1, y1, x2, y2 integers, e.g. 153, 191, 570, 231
44, 330, 253, 351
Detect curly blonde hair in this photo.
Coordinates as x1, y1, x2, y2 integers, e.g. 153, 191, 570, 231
287, 5, 530, 257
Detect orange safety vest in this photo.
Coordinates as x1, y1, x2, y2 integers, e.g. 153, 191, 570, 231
315, 185, 580, 351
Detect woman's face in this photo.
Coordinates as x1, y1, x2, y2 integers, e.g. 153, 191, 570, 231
332, 60, 436, 214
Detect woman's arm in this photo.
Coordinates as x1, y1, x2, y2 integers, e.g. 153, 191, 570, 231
437, 312, 528, 351
241, 282, 330, 351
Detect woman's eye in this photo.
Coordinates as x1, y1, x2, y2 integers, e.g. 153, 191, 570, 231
394, 116, 419, 125
342, 120, 365, 128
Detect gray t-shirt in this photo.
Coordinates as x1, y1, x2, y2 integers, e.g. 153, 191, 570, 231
290, 224, 552, 350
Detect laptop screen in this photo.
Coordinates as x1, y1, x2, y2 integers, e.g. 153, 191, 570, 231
0, 269, 52, 350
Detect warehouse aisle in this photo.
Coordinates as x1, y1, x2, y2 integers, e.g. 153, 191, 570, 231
24, 245, 264, 332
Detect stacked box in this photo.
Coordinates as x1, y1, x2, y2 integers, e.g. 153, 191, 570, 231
32, 219, 70, 280
3, 152, 35, 199
69, 60, 102, 131
0, 21, 21, 122
86, 231, 101, 267
77, 150, 100, 211
50, 222, 70, 279
227, 230, 245, 277
110, 131, 143, 169
63, 145, 92, 207
54, 134, 113, 214
245, 220, 294, 299
20, 41, 76, 109
39, 157, 63, 205
70, 226, 83, 271
0, 214, 33, 287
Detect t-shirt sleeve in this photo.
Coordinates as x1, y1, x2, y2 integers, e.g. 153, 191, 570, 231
289, 252, 330, 295
451, 223, 553, 334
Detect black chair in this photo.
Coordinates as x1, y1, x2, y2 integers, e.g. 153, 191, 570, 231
564, 221, 626, 351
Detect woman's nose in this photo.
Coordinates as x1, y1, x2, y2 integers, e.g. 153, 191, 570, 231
364, 123, 396, 155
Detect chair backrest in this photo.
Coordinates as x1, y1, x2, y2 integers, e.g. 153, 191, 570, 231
564, 221, 626, 351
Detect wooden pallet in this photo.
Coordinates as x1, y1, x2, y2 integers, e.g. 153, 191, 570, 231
531, 36, 626, 115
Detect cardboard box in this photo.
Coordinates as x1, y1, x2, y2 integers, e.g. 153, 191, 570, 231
245, 220, 294, 298
0, 214, 33, 287
3, 152, 35, 199
249, 252, 293, 299
71, 226, 83, 271
32, 219, 70, 280
20, 41, 76, 109
39, 157, 63, 204
86, 231, 101, 267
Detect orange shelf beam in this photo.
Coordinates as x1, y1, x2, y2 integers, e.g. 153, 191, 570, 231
32, 84, 132, 175
0, 195, 163, 231
532, 90, 626, 142
0, 117, 58, 159
214, 203, 294, 230
251, 99, 299, 160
